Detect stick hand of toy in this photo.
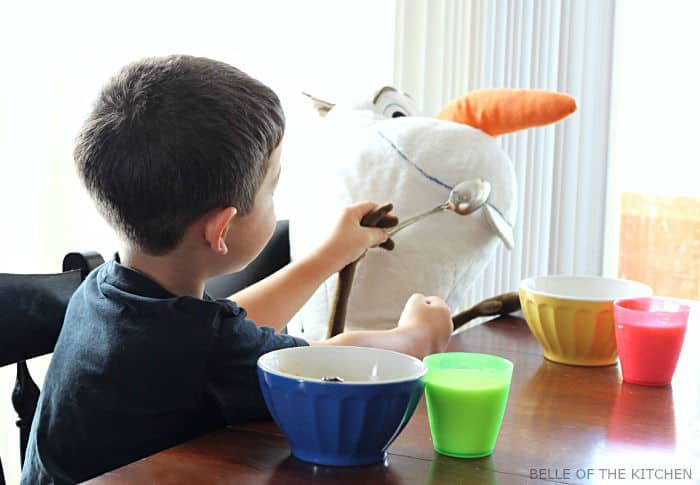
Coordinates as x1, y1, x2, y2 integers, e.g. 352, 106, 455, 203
327, 202, 397, 338
451, 292, 521, 331
360, 202, 398, 250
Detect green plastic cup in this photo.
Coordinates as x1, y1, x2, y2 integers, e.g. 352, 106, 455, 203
423, 352, 513, 458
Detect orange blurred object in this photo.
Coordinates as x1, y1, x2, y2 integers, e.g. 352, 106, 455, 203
618, 192, 700, 299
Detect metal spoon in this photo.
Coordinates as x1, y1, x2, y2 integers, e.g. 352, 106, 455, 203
387, 179, 492, 237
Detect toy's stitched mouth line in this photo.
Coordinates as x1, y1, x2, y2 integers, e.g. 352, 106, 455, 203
376, 130, 453, 191
375, 130, 513, 230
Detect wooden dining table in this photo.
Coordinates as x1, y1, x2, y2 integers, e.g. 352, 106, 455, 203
87, 312, 700, 484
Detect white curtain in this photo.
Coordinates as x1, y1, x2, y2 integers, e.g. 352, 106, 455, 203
394, 0, 616, 310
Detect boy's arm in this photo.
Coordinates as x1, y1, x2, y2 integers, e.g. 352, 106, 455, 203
230, 201, 388, 331
310, 327, 424, 359
311, 294, 454, 360
229, 248, 335, 331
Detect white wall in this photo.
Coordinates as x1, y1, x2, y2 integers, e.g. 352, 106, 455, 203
0, 2, 396, 482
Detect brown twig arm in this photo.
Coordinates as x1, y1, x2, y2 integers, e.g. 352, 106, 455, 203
326, 203, 396, 338
452, 291, 521, 330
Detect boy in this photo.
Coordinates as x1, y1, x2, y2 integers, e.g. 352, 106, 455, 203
21, 55, 452, 484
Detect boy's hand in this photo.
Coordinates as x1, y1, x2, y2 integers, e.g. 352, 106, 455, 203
397, 293, 453, 356
316, 201, 391, 274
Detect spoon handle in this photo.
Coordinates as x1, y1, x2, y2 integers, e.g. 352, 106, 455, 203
387, 204, 445, 237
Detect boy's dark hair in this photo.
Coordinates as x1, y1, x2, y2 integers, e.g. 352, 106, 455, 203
74, 55, 285, 254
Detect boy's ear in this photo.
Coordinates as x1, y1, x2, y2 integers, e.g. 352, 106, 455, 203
204, 206, 238, 255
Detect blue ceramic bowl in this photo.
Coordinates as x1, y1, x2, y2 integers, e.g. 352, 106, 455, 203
257, 346, 426, 466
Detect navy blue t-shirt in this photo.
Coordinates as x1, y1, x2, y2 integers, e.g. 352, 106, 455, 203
21, 261, 307, 484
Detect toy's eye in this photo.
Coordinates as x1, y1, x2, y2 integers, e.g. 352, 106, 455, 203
373, 86, 420, 119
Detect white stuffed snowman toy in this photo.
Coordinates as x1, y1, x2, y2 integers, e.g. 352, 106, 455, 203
284, 87, 576, 341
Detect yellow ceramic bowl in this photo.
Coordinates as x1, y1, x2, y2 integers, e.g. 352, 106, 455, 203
519, 276, 652, 366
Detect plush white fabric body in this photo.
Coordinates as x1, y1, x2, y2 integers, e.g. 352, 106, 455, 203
284, 112, 517, 341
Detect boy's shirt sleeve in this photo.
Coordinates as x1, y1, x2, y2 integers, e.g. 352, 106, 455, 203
206, 299, 308, 425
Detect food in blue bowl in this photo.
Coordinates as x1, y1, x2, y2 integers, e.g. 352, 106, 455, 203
257, 346, 426, 466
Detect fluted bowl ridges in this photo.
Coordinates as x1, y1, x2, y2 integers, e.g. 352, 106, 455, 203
257, 346, 426, 466
519, 276, 652, 366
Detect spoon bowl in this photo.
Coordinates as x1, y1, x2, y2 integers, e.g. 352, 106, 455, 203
387, 178, 491, 236
448, 179, 492, 215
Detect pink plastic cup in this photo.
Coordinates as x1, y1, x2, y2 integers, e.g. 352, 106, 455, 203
613, 297, 689, 386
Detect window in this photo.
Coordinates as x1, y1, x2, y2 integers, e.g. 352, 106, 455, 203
605, 0, 700, 300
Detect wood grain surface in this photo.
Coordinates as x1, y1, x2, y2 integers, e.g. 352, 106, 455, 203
87, 313, 700, 484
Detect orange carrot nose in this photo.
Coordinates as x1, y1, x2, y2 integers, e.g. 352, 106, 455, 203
437, 89, 577, 136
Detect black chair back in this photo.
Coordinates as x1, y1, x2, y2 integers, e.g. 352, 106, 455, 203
0, 251, 104, 483
0, 271, 82, 367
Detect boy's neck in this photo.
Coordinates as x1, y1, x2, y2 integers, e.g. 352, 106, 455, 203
119, 245, 208, 299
